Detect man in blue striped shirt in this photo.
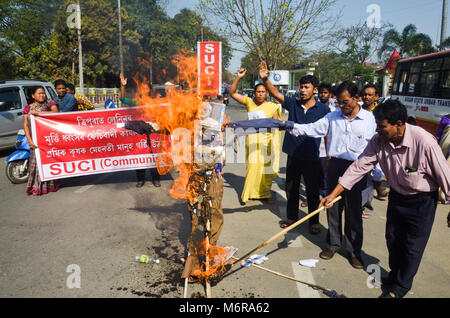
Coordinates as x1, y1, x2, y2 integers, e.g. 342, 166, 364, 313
290, 81, 377, 269
260, 61, 330, 235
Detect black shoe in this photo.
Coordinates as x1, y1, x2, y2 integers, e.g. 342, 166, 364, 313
349, 256, 364, 269
136, 181, 145, 188
363, 202, 373, 211
319, 249, 335, 260
152, 179, 161, 187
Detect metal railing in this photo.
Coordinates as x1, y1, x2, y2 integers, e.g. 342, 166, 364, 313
75, 88, 120, 106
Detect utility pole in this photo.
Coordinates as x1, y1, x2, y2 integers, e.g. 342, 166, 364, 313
118, 0, 124, 77
77, 1, 84, 95
441, 0, 448, 45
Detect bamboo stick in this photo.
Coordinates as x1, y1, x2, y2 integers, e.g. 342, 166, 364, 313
230, 196, 342, 268
231, 256, 330, 292
205, 219, 212, 298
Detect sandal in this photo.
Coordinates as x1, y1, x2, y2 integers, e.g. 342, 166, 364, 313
279, 219, 296, 228
264, 197, 275, 205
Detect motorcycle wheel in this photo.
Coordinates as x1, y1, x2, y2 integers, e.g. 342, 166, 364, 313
6, 159, 29, 184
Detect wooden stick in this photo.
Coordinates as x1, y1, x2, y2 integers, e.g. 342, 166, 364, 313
231, 256, 330, 292
205, 219, 212, 298
183, 252, 190, 298
231, 196, 342, 267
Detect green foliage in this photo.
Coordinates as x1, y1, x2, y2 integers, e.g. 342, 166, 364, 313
438, 36, 450, 50
240, 43, 302, 88
0, 0, 232, 87
379, 24, 435, 58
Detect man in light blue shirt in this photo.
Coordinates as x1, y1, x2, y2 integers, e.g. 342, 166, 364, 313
54, 79, 77, 112
290, 81, 376, 269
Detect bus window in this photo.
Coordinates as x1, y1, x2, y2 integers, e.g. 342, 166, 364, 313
411, 61, 422, 73
423, 58, 443, 72
419, 72, 439, 97
440, 71, 450, 98
443, 57, 450, 70
399, 71, 408, 93
408, 73, 420, 94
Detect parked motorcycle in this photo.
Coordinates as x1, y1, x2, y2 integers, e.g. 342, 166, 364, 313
6, 130, 30, 184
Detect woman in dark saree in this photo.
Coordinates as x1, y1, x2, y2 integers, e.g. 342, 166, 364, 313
23, 86, 60, 195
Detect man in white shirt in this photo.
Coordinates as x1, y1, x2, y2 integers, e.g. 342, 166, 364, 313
317, 83, 337, 197
290, 81, 377, 269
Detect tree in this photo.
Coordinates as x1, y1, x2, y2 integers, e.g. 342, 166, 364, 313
0, 0, 60, 58
199, 0, 337, 70
310, 51, 350, 84
0, 0, 61, 79
379, 24, 435, 59
172, 9, 233, 69
240, 42, 303, 88
437, 36, 450, 50
328, 21, 391, 64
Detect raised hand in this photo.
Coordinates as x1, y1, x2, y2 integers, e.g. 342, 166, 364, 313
120, 73, 127, 86
259, 61, 269, 80
237, 68, 247, 78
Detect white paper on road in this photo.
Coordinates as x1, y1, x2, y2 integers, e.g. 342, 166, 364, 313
241, 254, 269, 267
299, 259, 320, 268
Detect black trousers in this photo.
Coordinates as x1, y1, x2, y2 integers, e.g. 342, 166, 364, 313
285, 156, 322, 225
136, 168, 160, 181
326, 158, 367, 257
386, 190, 438, 298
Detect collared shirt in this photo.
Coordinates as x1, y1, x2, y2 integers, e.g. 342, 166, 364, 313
292, 107, 376, 161
55, 93, 77, 112
329, 98, 339, 108
319, 104, 337, 157
282, 96, 330, 160
339, 124, 450, 199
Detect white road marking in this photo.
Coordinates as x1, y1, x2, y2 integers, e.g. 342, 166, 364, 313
291, 262, 321, 298
272, 179, 318, 297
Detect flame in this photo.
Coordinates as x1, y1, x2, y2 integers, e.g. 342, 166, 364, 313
134, 50, 203, 201
192, 238, 233, 282
134, 50, 229, 282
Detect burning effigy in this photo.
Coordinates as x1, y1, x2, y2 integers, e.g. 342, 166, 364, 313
122, 51, 234, 297
121, 50, 346, 298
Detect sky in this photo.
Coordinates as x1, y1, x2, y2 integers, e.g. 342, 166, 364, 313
166, 0, 449, 72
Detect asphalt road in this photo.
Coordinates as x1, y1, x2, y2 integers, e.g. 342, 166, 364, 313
0, 99, 449, 299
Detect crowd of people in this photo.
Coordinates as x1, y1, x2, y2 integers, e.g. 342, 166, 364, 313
229, 61, 450, 298
20, 66, 450, 298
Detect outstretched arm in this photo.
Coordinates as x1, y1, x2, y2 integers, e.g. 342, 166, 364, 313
230, 68, 247, 105
259, 61, 284, 104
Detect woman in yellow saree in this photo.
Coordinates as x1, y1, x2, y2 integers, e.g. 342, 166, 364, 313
230, 68, 281, 204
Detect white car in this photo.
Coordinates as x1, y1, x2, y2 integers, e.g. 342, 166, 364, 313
0, 79, 58, 150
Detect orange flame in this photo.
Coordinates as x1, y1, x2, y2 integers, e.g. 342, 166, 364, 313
134, 50, 204, 201
134, 51, 229, 281
192, 238, 233, 282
